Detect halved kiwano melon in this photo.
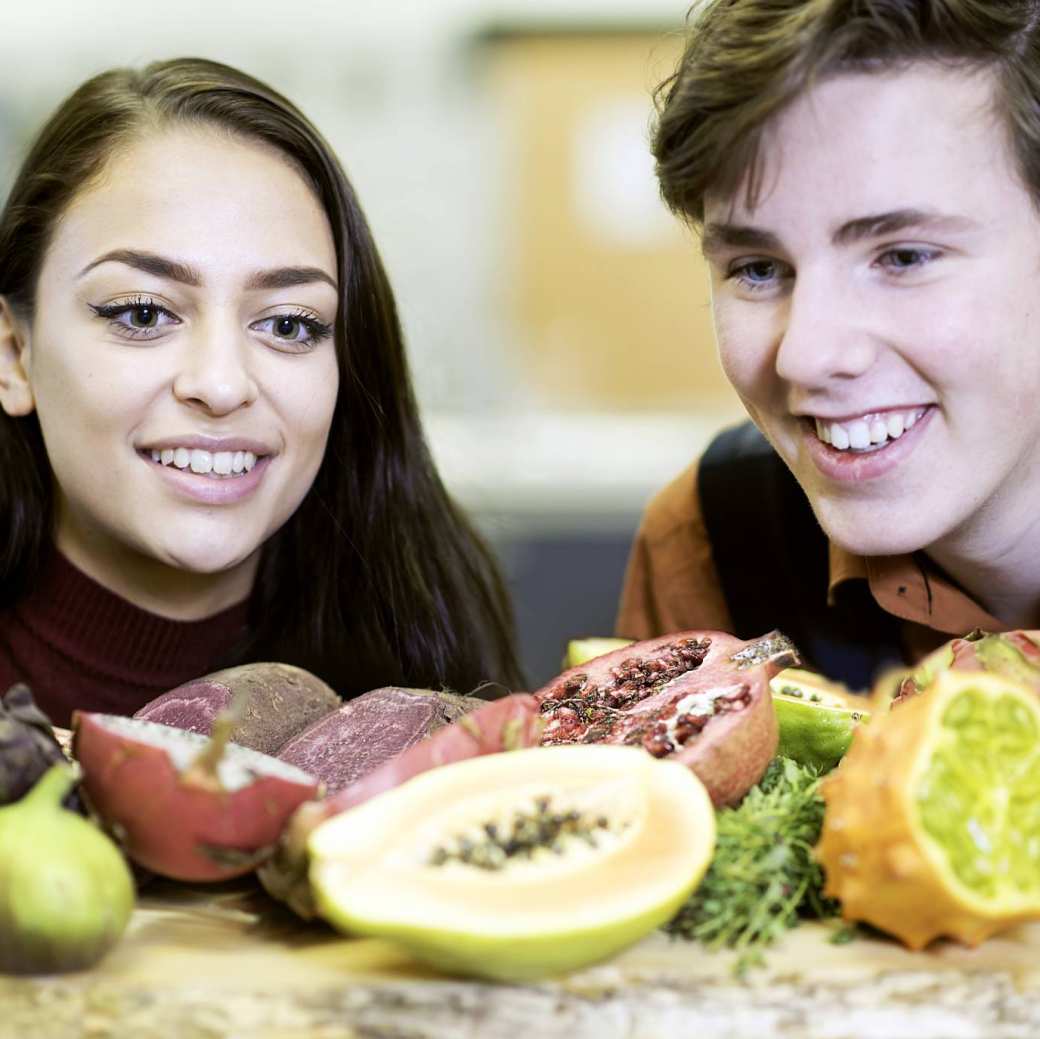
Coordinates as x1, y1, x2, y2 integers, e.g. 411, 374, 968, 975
873, 629, 1040, 712
817, 670, 1040, 949
770, 668, 870, 771
308, 744, 715, 981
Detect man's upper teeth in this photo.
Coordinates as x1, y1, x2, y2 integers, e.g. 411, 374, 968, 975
149, 448, 257, 473
814, 408, 924, 451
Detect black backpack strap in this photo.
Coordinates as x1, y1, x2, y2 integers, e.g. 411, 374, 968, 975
698, 420, 903, 689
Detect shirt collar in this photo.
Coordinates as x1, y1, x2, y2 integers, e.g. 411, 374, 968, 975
828, 542, 1005, 635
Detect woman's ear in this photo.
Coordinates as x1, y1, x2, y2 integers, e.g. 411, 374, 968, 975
0, 296, 34, 416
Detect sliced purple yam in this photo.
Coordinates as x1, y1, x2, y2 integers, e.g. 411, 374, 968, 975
133, 663, 341, 756
274, 687, 483, 793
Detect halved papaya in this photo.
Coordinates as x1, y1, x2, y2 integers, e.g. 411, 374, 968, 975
308, 744, 715, 981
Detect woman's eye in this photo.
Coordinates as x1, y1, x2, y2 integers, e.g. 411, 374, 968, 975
274, 316, 306, 340
89, 299, 178, 338
252, 313, 333, 348
127, 304, 159, 328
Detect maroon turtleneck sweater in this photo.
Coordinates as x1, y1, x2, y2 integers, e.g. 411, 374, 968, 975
0, 550, 250, 727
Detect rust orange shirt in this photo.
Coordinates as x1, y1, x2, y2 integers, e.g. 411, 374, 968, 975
615, 458, 1006, 668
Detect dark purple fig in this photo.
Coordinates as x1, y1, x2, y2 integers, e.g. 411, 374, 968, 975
0, 684, 68, 807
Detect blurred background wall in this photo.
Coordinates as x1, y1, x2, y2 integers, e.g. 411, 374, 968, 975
0, 0, 746, 688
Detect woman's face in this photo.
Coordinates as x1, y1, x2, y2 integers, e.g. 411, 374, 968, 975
10, 125, 340, 610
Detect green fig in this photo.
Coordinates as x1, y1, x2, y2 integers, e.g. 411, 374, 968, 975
0, 762, 135, 974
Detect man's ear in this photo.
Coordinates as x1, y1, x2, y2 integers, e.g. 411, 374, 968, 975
0, 296, 34, 417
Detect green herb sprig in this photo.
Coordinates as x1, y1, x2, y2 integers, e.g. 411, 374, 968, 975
665, 756, 840, 972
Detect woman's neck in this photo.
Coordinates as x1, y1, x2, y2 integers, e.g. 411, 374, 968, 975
53, 526, 257, 621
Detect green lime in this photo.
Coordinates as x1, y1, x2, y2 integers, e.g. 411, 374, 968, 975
770, 669, 870, 771
563, 637, 633, 669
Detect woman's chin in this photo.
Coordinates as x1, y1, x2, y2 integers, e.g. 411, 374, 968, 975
153, 541, 260, 580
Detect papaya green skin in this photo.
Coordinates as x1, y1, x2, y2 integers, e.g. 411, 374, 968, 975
312, 879, 696, 983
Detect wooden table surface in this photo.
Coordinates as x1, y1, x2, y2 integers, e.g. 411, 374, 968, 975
3, 877, 1040, 1039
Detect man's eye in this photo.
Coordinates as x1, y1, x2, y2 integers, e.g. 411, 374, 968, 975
878, 247, 939, 271
726, 258, 789, 292
745, 261, 776, 281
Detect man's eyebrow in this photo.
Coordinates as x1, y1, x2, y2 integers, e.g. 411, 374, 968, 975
701, 209, 980, 259
77, 249, 202, 285
831, 208, 981, 246
701, 224, 782, 258
77, 249, 337, 292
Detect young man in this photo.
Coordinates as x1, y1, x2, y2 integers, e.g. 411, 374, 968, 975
617, 0, 1040, 687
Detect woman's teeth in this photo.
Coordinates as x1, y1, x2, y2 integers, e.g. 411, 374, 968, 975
148, 448, 258, 477
814, 408, 926, 452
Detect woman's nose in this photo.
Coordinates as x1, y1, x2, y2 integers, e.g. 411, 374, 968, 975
172, 321, 259, 416
774, 271, 879, 388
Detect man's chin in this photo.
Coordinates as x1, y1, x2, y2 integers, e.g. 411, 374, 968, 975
810, 505, 940, 560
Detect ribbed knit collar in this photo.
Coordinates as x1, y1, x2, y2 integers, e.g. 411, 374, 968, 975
13, 548, 250, 692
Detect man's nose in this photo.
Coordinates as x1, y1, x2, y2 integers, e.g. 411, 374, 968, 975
774, 269, 879, 388
172, 320, 259, 416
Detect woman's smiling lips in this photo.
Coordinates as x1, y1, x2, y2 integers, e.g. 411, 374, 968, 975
801, 405, 936, 483
136, 435, 276, 505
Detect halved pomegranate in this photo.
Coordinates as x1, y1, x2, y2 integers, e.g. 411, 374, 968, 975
533, 630, 798, 806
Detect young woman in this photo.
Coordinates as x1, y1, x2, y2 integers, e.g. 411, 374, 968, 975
618, 1, 1040, 688
0, 58, 522, 725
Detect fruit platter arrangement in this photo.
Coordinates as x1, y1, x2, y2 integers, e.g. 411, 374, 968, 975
3, 629, 1040, 1039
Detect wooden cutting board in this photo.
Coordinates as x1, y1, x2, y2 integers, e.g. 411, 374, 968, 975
2, 877, 1039, 1039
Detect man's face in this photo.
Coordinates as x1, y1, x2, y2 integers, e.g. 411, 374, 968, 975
703, 64, 1040, 560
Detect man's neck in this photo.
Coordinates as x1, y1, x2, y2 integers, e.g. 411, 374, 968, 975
926, 511, 1040, 629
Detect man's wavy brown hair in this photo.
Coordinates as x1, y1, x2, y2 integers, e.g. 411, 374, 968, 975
653, 0, 1040, 223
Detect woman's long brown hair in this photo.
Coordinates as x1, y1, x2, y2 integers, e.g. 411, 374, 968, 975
0, 58, 524, 697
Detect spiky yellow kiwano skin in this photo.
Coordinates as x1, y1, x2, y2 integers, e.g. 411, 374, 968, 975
816, 670, 1040, 951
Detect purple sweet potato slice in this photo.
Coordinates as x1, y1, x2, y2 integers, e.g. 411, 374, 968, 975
134, 663, 340, 756
275, 687, 484, 793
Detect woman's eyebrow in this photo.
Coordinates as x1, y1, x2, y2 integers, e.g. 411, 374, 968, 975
77, 249, 201, 284
76, 248, 336, 290
244, 266, 337, 291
